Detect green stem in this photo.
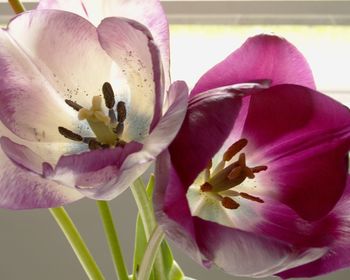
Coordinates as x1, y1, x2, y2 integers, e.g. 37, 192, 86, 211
131, 178, 156, 238
49, 207, 105, 280
131, 178, 166, 280
8, 0, 25, 14
97, 200, 129, 280
137, 226, 165, 280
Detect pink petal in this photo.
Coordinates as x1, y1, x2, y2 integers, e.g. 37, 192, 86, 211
1, 10, 116, 141
241, 85, 350, 220
278, 178, 350, 278
37, 0, 170, 88
97, 17, 164, 138
169, 89, 243, 187
191, 35, 316, 96
47, 141, 143, 192
0, 144, 82, 210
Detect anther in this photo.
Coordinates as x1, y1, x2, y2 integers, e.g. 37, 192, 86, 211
58, 127, 83, 142
200, 182, 213, 192
223, 139, 248, 162
238, 153, 246, 167
221, 197, 240, 209
244, 167, 255, 179
113, 123, 124, 137
117, 101, 127, 123
251, 166, 268, 173
102, 82, 116, 109
65, 99, 83, 111
240, 192, 264, 203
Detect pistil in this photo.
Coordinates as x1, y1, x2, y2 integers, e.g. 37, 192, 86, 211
58, 82, 128, 149
199, 138, 266, 210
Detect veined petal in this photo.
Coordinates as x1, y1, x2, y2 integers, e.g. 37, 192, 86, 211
277, 178, 350, 278
0, 145, 83, 210
169, 89, 243, 187
46, 141, 143, 191
1, 10, 117, 142
191, 35, 316, 96
97, 17, 164, 141
194, 217, 325, 277
37, 0, 170, 88
241, 85, 350, 220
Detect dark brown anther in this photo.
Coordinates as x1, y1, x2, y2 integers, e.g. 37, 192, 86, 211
88, 139, 102, 150
65, 99, 83, 111
102, 82, 116, 109
58, 127, 83, 141
240, 192, 264, 203
117, 101, 127, 123
221, 197, 240, 209
113, 123, 124, 136
200, 182, 213, 192
223, 139, 248, 162
251, 166, 268, 173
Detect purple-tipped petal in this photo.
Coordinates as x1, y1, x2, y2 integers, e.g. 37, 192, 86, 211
0, 136, 44, 174
191, 35, 316, 96
277, 179, 350, 278
194, 217, 325, 277
169, 90, 243, 187
37, 0, 170, 88
0, 147, 83, 210
154, 150, 203, 265
97, 17, 164, 139
241, 85, 350, 220
47, 141, 142, 191
1, 10, 116, 141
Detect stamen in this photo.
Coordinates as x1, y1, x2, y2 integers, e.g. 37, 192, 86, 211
113, 123, 124, 137
117, 101, 127, 123
200, 182, 213, 192
102, 82, 116, 109
65, 99, 83, 111
244, 167, 255, 179
222, 197, 240, 209
204, 160, 212, 181
58, 127, 83, 142
251, 166, 268, 173
240, 192, 264, 203
223, 139, 248, 162
238, 153, 246, 166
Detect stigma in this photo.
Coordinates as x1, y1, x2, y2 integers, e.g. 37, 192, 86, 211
200, 139, 267, 210
59, 82, 127, 149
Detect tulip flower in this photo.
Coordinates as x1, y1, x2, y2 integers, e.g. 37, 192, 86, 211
0, 6, 187, 209
154, 35, 350, 277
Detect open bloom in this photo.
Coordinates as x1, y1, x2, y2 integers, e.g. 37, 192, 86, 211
0, 3, 187, 209
154, 35, 350, 278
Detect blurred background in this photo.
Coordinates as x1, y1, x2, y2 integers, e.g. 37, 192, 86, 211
1, 1, 350, 279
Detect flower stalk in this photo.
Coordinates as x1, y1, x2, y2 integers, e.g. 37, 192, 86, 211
137, 225, 165, 280
8, 0, 25, 14
97, 200, 129, 280
131, 178, 166, 280
49, 207, 105, 280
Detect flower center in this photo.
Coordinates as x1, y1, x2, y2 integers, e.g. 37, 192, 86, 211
199, 139, 267, 210
58, 82, 127, 149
